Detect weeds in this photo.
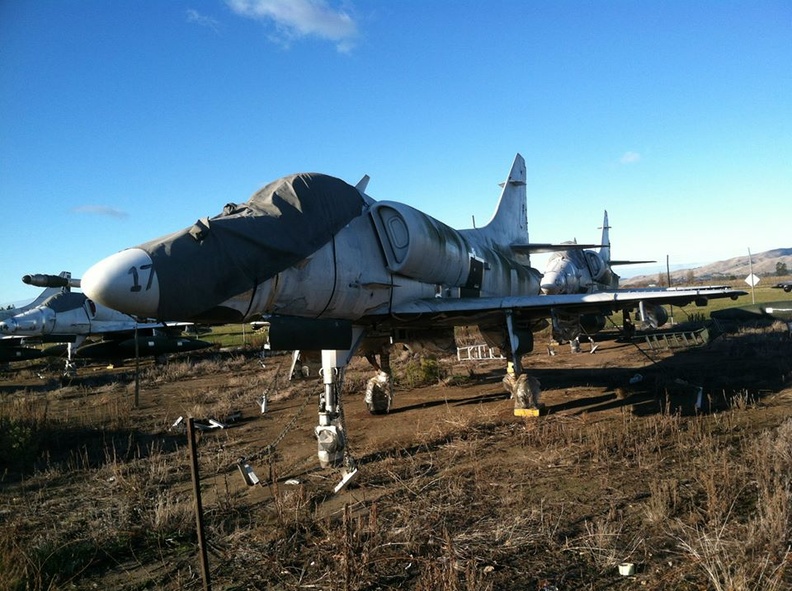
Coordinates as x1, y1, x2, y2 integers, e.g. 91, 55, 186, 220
1, 333, 791, 589
399, 357, 445, 388
670, 418, 792, 590
645, 478, 680, 524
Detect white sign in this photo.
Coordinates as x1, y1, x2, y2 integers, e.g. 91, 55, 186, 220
745, 273, 760, 287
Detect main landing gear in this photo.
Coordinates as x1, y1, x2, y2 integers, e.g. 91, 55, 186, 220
501, 311, 544, 414
363, 350, 393, 414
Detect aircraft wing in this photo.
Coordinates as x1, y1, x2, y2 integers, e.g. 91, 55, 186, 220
380, 285, 745, 326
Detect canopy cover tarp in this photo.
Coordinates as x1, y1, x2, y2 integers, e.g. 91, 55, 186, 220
139, 173, 366, 320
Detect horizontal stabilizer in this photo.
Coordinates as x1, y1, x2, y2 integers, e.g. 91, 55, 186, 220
609, 260, 656, 266
512, 243, 603, 254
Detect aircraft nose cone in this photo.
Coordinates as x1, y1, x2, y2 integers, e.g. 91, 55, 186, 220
82, 248, 160, 318
540, 272, 561, 295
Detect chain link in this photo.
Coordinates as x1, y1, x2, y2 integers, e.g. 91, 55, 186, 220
239, 387, 313, 464
237, 362, 307, 463
236, 363, 358, 472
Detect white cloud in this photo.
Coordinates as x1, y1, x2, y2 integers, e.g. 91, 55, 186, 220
227, 0, 358, 52
186, 9, 222, 33
72, 205, 129, 219
620, 151, 641, 164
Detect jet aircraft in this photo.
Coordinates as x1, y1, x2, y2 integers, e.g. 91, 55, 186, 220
0, 272, 71, 321
81, 154, 744, 471
538, 211, 659, 346
711, 300, 792, 333
539, 210, 655, 295
774, 282, 792, 293
0, 273, 212, 370
0, 272, 77, 362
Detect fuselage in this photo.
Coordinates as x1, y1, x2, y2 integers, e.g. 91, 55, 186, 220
81, 196, 542, 326
80, 161, 543, 330
0, 291, 150, 338
540, 248, 617, 295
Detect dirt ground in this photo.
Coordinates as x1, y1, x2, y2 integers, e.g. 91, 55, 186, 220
1, 322, 791, 590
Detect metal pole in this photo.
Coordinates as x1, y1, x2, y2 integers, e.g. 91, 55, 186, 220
748, 248, 756, 304
187, 418, 212, 591
666, 255, 674, 324
134, 323, 140, 409
666, 254, 671, 288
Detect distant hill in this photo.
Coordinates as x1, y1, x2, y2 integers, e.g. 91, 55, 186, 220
621, 248, 792, 287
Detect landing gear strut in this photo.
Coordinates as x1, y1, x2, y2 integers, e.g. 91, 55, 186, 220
315, 347, 360, 492
316, 350, 350, 469
502, 311, 543, 412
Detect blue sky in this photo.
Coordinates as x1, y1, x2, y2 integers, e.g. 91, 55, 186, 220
1, 0, 790, 306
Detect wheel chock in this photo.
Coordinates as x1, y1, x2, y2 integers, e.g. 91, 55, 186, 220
514, 407, 541, 417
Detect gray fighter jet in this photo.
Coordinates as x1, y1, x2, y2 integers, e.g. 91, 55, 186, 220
0, 273, 212, 370
539, 210, 658, 345
0, 272, 76, 362
0, 272, 71, 321
81, 154, 744, 470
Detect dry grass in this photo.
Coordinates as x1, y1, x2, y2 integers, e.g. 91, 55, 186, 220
1, 327, 791, 590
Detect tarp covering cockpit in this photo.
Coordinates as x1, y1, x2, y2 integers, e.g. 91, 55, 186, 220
139, 173, 366, 320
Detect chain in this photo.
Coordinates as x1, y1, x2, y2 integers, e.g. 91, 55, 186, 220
240, 388, 313, 465
236, 361, 312, 464
237, 364, 357, 472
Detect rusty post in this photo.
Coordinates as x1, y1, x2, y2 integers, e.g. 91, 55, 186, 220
187, 418, 212, 591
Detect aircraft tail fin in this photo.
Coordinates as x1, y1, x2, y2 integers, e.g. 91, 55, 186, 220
598, 210, 611, 264
355, 175, 370, 193
597, 214, 655, 267
480, 154, 527, 247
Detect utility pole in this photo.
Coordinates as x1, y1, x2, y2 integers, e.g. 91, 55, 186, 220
134, 323, 140, 408
748, 248, 756, 304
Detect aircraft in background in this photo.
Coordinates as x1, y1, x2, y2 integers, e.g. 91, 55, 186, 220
711, 300, 792, 334
81, 153, 744, 473
774, 281, 792, 293
0, 273, 212, 370
1, 272, 81, 362
538, 211, 658, 346
0, 272, 73, 322
539, 210, 655, 295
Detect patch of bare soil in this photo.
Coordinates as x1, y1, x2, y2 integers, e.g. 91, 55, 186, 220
1, 324, 791, 590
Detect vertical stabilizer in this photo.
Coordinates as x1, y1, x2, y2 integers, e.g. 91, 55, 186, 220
598, 210, 611, 264
480, 154, 528, 246
0, 273, 69, 321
